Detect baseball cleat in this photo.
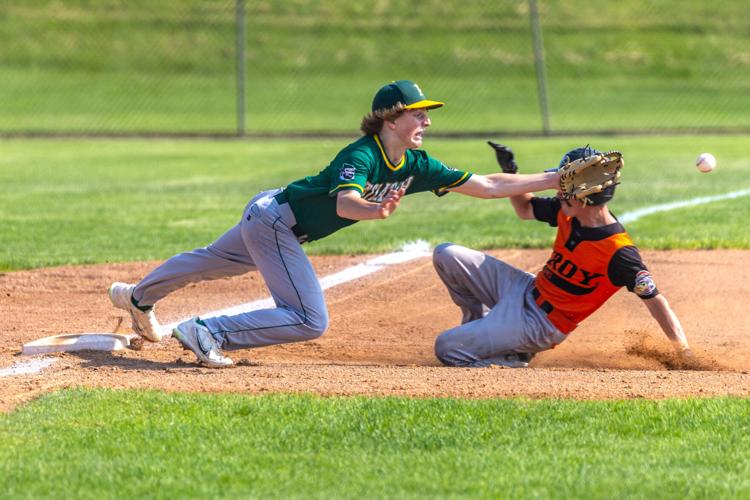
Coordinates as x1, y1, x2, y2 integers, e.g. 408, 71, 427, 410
108, 282, 164, 342
493, 353, 535, 368
172, 317, 233, 368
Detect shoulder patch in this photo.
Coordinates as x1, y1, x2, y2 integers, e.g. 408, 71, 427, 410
633, 270, 656, 297
339, 163, 356, 181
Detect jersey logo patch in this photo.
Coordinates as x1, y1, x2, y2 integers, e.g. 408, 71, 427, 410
633, 270, 656, 297
339, 164, 356, 181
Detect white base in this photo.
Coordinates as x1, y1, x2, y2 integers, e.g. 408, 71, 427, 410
22, 333, 136, 355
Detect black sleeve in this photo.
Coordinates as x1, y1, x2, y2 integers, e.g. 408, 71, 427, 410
530, 196, 561, 227
608, 246, 659, 299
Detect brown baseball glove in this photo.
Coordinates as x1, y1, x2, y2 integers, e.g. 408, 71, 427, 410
558, 151, 623, 204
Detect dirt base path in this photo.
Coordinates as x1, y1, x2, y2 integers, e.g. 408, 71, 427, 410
2, 250, 749, 411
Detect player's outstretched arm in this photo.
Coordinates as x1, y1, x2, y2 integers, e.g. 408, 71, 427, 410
336, 188, 406, 221
449, 172, 558, 199
642, 294, 692, 355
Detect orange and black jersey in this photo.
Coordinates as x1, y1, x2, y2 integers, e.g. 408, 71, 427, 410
530, 197, 659, 333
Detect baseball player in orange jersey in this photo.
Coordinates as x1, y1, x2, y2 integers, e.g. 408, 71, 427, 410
433, 145, 692, 368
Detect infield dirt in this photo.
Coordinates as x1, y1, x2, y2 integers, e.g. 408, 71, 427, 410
2, 249, 749, 411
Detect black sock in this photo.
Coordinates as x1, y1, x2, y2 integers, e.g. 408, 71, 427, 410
130, 295, 152, 312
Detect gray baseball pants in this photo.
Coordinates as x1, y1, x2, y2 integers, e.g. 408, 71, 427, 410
433, 243, 566, 367
133, 189, 328, 350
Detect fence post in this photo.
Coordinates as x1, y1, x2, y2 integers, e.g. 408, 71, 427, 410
529, 0, 551, 135
235, 0, 246, 136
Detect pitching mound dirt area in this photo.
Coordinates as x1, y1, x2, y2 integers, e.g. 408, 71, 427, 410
2, 249, 749, 411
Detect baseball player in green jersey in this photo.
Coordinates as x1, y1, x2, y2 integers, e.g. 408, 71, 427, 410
108, 80, 560, 368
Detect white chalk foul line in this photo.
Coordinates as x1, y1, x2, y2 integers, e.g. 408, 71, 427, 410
165, 239, 432, 328
2, 240, 433, 378
0, 357, 57, 377
619, 189, 750, 224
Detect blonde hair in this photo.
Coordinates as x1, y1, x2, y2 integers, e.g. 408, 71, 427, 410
360, 102, 406, 135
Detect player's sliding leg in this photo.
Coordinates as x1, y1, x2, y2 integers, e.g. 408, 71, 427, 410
199, 191, 328, 349
110, 222, 256, 341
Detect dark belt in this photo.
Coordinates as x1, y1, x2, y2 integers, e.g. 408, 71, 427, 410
272, 189, 308, 242
531, 287, 553, 314
531, 286, 577, 334
273, 189, 289, 205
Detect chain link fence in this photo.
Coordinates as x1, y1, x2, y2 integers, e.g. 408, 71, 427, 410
1, 0, 748, 136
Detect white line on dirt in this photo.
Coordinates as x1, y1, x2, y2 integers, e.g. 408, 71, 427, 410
0, 357, 56, 377
3, 240, 433, 377
165, 239, 432, 327
619, 189, 750, 224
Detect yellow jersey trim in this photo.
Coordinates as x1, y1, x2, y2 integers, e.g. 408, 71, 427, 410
329, 183, 364, 195
373, 134, 405, 171
436, 171, 470, 194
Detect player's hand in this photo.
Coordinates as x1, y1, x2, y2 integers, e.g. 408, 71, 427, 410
378, 187, 406, 218
672, 341, 693, 358
670, 336, 692, 357
487, 141, 518, 174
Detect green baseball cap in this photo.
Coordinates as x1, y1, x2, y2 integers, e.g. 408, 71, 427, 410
371, 80, 445, 113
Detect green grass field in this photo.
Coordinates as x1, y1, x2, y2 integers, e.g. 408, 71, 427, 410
1, 134, 749, 270
2, 0, 749, 133
2, 389, 750, 499
3, 1, 750, 497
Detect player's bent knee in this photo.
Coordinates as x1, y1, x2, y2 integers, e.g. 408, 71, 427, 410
297, 325, 326, 340
433, 242, 459, 268
299, 310, 329, 340
434, 334, 465, 367
433, 242, 455, 258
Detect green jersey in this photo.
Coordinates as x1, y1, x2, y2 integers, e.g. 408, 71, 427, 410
282, 134, 472, 242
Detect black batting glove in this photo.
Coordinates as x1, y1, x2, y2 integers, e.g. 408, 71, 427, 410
487, 141, 518, 174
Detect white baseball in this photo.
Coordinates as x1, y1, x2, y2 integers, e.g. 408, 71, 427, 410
696, 153, 716, 173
